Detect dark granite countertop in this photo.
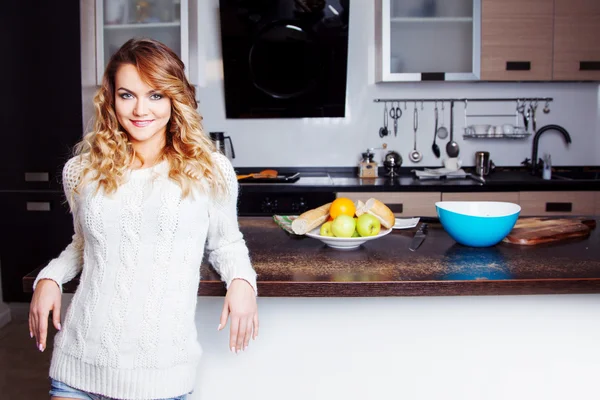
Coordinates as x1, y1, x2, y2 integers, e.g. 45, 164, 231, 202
23, 217, 600, 297
236, 167, 600, 193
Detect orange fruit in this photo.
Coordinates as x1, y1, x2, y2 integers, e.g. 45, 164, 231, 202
329, 197, 356, 219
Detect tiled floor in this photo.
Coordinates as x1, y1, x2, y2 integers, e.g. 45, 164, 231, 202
0, 303, 55, 399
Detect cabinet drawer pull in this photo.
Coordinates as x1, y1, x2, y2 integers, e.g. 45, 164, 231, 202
26, 202, 51, 212
545, 202, 572, 212
579, 61, 600, 71
506, 61, 531, 71
388, 204, 403, 213
25, 172, 49, 182
421, 72, 444, 81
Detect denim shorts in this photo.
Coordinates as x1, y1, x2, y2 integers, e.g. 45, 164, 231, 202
49, 378, 190, 400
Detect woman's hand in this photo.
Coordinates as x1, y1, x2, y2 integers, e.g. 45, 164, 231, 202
218, 279, 258, 353
29, 279, 62, 352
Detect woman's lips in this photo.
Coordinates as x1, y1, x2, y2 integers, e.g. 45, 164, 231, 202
130, 119, 154, 128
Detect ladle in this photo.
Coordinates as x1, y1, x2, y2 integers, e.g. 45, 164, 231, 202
379, 102, 389, 138
237, 169, 278, 180
436, 102, 449, 139
431, 104, 441, 158
445, 101, 460, 157
409, 106, 423, 163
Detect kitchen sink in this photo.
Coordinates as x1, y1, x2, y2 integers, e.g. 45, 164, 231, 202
552, 171, 600, 181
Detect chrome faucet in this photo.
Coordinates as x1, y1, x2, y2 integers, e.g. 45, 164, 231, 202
530, 124, 572, 175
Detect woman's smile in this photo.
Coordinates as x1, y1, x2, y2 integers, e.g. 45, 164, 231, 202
130, 119, 155, 128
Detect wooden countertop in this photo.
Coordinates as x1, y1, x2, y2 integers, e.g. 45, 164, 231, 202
23, 217, 600, 297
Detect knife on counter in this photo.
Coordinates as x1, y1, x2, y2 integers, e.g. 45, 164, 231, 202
409, 223, 428, 251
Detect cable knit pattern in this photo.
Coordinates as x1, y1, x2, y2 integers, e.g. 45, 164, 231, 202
33, 153, 257, 400
96, 177, 145, 368
136, 186, 180, 369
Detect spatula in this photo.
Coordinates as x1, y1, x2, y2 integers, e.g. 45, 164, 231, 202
236, 169, 278, 180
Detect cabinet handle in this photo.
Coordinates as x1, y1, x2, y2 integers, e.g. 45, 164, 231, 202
388, 204, 403, 213
506, 61, 531, 71
25, 172, 49, 182
545, 202, 572, 212
579, 61, 600, 71
421, 73, 444, 81
26, 202, 51, 212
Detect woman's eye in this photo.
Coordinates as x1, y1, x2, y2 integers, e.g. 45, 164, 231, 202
150, 93, 163, 100
119, 93, 133, 99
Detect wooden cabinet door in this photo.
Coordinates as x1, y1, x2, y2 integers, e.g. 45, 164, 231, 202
595, 192, 600, 216
442, 192, 520, 203
553, 0, 600, 80
519, 191, 595, 216
481, 0, 554, 81
339, 192, 441, 217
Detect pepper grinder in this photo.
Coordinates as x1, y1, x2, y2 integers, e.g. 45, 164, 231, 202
359, 149, 378, 178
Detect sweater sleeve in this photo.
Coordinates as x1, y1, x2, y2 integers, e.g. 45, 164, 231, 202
205, 153, 258, 295
33, 157, 86, 293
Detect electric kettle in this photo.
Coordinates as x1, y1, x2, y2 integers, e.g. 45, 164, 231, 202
209, 132, 236, 160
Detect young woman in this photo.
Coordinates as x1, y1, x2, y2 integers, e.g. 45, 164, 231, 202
28, 38, 258, 400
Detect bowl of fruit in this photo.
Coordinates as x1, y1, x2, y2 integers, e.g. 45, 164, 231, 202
294, 197, 395, 250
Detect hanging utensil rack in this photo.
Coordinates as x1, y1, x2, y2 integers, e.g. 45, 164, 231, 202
373, 97, 553, 140
373, 97, 553, 103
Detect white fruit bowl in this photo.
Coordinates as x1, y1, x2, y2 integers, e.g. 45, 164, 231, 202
305, 227, 392, 250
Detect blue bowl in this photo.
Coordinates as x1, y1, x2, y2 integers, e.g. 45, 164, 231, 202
435, 201, 521, 247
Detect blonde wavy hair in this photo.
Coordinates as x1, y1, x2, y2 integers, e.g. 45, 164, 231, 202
74, 38, 225, 198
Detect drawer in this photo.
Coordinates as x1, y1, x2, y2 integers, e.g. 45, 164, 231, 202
442, 192, 520, 203
338, 192, 441, 217
519, 191, 595, 216
0, 193, 74, 302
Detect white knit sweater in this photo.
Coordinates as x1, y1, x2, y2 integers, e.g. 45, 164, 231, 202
33, 153, 257, 400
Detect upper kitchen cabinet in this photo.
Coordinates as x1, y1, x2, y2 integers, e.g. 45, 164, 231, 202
375, 0, 481, 82
96, 0, 187, 84
83, 0, 204, 86
553, 0, 600, 80
480, 0, 554, 81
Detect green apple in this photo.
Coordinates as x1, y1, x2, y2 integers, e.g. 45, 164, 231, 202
356, 213, 381, 237
320, 221, 334, 237
331, 215, 356, 237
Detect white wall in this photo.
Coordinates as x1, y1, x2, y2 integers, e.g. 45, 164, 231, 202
196, 0, 600, 168
81, 1, 600, 168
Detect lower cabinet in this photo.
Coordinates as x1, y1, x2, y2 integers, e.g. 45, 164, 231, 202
338, 192, 441, 217
441, 192, 520, 203
519, 191, 596, 216
338, 191, 599, 218
0, 192, 74, 302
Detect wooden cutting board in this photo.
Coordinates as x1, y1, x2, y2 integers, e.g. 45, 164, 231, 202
503, 218, 596, 245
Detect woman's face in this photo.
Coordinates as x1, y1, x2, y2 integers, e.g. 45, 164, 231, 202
114, 64, 171, 148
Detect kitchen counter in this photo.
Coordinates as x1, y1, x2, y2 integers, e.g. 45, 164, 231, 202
237, 168, 600, 193
23, 217, 600, 297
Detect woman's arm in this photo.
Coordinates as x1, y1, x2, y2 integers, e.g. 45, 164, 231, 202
205, 153, 257, 293
33, 156, 85, 291
30, 156, 86, 352
205, 153, 258, 353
